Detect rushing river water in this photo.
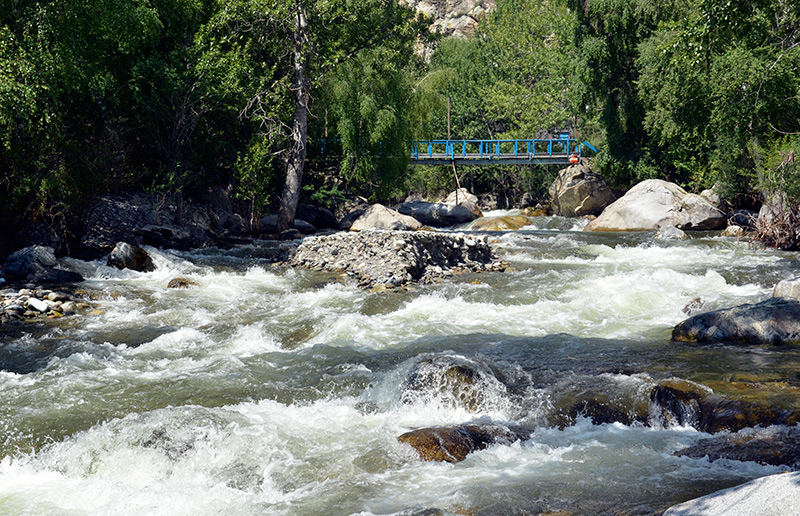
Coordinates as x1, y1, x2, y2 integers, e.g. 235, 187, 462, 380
2, 214, 800, 515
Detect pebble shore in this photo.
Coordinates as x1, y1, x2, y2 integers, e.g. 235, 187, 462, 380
0, 286, 92, 324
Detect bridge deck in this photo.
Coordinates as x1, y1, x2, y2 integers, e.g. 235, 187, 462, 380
410, 138, 596, 166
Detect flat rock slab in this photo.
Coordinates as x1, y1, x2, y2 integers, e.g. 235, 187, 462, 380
672, 298, 800, 345
674, 426, 800, 468
289, 231, 505, 288
663, 472, 800, 516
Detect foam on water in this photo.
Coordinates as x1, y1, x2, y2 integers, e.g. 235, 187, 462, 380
3, 223, 798, 515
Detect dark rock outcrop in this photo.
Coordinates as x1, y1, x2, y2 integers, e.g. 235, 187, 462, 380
2, 245, 84, 284
107, 242, 156, 272
289, 231, 505, 288
296, 205, 339, 230
675, 426, 800, 468
80, 191, 245, 256
258, 215, 316, 235
3, 246, 57, 278
672, 297, 800, 345
396, 201, 480, 227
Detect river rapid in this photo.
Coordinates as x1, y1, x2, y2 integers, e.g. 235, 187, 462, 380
2, 214, 800, 515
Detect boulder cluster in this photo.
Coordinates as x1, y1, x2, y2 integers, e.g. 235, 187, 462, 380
290, 230, 505, 288
1, 287, 91, 324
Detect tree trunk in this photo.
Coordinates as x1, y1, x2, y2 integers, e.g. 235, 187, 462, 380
277, 0, 310, 234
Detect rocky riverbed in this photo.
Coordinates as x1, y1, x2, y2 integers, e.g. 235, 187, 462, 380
0, 286, 94, 324
289, 230, 506, 289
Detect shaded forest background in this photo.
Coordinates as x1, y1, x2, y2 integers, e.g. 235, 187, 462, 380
1, 0, 799, 246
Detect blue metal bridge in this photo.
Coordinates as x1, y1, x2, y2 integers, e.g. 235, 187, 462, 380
410, 136, 598, 166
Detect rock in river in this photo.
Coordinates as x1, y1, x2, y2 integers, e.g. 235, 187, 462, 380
585, 179, 725, 231
548, 163, 616, 217
107, 242, 156, 272
396, 201, 479, 227
2, 245, 84, 284
289, 230, 505, 288
398, 424, 528, 463
349, 204, 423, 231
672, 297, 800, 345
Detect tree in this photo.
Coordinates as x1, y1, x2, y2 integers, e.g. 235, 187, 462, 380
268, 0, 425, 233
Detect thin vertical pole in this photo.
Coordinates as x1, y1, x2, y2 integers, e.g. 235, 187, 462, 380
447, 97, 451, 140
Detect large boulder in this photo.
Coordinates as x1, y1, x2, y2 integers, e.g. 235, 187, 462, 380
773, 277, 800, 301
107, 242, 156, 272
296, 205, 339, 230
396, 201, 479, 227
349, 204, 423, 231
1, 246, 83, 283
650, 383, 800, 433
443, 188, 481, 215
398, 424, 527, 463
585, 179, 725, 232
258, 215, 315, 235
663, 472, 800, 516
338, 209, 365, 231
672, 297, 800, 345
3, 246, 57, 279
548, 163, 616, 217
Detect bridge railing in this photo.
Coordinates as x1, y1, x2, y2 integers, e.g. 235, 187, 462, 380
410, 138, 585, 161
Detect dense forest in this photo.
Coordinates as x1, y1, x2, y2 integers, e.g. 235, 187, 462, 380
1, 0, 799, 245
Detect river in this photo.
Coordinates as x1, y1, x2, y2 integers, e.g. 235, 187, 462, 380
2, 214, 799, 515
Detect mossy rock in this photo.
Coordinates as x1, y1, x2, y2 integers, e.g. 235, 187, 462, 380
469, 215, 531, 231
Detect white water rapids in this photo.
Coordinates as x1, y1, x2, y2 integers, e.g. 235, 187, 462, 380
2, 215, 800, 515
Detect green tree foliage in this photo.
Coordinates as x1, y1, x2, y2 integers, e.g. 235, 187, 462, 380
636, 0, 800, 196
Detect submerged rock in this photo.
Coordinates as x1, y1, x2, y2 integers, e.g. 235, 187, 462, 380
585, 179, 725, 232
401, 354, 518, 412
290, 231, 504, 288
672, 297, 800, 345
655, 225, 688, 240
167, 277, 199, 289
107, 242, 156, 272
548, 163, 616, 217
398, 424, 528, 463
